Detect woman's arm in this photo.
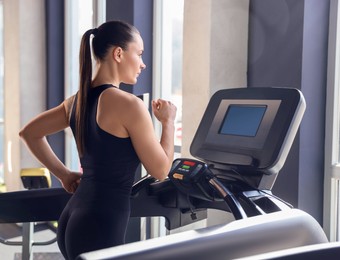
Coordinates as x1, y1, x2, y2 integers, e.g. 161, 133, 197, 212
19, 101, 81, 193
124, 97, 176, 180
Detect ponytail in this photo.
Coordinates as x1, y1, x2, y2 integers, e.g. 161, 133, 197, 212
75, 21, 139, 156
75, 29, 95, 156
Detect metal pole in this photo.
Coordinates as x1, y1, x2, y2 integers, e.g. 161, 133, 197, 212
22, 222, 33, 260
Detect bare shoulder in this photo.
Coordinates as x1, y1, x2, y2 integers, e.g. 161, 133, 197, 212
96, 88, 150, 136
63, 95, 76, 109
62, 94, 76, 122
100, 88, 147, 115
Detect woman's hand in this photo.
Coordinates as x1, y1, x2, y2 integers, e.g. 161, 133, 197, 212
152, 99, 177, 124
59, 171, 82, 193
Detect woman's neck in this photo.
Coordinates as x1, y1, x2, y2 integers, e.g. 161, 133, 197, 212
91, 62, 120, 88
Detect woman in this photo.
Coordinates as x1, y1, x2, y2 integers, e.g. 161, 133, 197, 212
19, 20, 176, 259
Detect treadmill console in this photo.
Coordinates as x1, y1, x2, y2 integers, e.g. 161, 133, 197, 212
168, 158, 215, 201
190, 87, 306, 190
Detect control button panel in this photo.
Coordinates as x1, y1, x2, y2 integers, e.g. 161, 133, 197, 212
169, 158, 215, 201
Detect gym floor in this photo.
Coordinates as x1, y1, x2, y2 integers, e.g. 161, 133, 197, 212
0, 222, 64, 260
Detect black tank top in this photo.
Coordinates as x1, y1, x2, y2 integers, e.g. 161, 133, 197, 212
70, 84, 140, 191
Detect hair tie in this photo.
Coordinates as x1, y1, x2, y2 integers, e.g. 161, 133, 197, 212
92, 28, 98, 36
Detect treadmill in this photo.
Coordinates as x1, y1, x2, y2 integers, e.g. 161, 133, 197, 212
0, 87, 331, 259
78, 87, 331, 259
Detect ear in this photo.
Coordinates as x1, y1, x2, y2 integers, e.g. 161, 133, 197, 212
113, 47, 123, 62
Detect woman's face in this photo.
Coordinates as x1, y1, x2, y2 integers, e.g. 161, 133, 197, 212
119, 33, 146, 85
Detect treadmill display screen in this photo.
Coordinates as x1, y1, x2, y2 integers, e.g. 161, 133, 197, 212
219, 105, 267, 137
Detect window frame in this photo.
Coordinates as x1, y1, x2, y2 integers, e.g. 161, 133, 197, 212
0, 0, 3, 186
324, 0, 340, 242
151, 0, 184, 239
64, 0, 105, 171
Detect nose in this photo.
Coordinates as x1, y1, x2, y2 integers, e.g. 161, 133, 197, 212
141, 59, 146, 70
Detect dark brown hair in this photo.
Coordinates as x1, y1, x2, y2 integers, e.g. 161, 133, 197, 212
75, 21, 139, 156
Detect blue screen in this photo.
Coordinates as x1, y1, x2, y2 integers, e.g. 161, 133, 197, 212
219, 105, 267, 137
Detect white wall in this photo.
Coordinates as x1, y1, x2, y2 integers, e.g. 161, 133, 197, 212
4, 0, 46, 191
182, 0, 249, 226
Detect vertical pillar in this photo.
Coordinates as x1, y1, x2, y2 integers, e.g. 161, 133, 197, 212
182, 0, 249, 159
182, 0, 249, 227
45, 0, 65, 187
247, 0, 329, 225
105, 0, 154, 242
247, 0, 304, 208
4, 0, 46, 191
106, 0, 153, 100
300, 0, 329, 225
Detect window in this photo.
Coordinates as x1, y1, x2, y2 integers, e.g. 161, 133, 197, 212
0, 1, 4, 188
150, 0, 184, 238
64, 0, 105, 171
64, 0, 93, 171
153, 0, 184, 156
324, 0, 340, 242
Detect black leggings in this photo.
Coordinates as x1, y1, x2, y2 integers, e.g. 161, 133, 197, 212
57, 189, 130, 259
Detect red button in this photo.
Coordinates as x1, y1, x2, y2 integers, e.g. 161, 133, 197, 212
183, 160, 196, 166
